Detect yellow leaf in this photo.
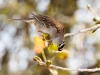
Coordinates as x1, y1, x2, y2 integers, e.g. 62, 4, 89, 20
33, 36, 46, 54
56, 50, 68, 59
48, 42, 58, 53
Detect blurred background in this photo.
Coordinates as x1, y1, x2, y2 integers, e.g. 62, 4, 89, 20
0, 0, 100, 75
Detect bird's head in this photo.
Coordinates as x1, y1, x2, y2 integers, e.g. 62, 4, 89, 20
48, 36, 65, 53
53, 36, 65, 51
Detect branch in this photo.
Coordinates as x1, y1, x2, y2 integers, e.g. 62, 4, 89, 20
64, 5, 100, 37
87, 5, 99, 19
64, 24, 100, 37
33, 56, 100, 72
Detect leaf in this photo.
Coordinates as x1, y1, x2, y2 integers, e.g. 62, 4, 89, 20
33, 36, 46, 54
56, 50, 68, 59
48, 42, 58, 53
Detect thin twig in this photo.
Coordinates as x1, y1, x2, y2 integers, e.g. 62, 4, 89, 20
42, 50, 47, 62
50, 65, 100, 72
33, 57, 100, 72
87, 5, 99, 18
64, 24, 100, 37
64, 5, 100, 37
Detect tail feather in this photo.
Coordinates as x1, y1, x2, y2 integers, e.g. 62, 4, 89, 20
31, 13, 44, 25
12, 18, 35, 23
12, 13, 45, 25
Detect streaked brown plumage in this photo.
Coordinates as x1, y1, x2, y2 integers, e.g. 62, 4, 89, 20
33, 14, 64, 34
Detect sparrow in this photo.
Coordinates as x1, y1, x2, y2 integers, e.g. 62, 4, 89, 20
13, 13, 65, 51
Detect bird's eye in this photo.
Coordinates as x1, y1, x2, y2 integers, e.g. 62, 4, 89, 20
58, 42, 65, 51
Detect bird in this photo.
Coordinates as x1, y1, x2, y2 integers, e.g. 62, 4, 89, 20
13, 13, 65, 51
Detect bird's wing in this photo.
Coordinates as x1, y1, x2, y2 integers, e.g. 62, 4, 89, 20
31, 13, 64, 34
12, 13, 64, 35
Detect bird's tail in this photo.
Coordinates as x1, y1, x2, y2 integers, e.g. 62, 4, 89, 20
12, 18, 34, 23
